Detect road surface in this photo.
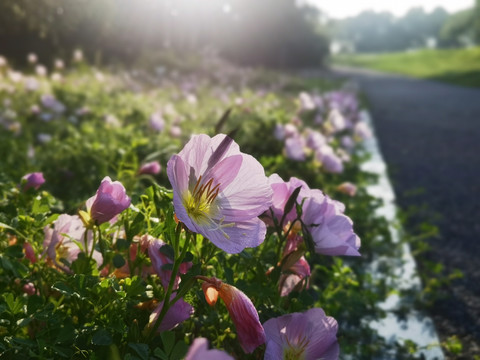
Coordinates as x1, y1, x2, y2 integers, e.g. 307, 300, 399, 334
331, 66, 480, 356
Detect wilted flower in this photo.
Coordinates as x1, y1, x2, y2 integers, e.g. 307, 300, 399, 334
139, 161, 161, 175
85, 176, 131, 225
337, 182, 357, 197
149, 294, 193, 332
200, 277, 266, 353
279, 255, 311, 297
167, 134, 272, 253
263, 308, 339, 360
185, 338, 234, 360
21, 172, 45, 191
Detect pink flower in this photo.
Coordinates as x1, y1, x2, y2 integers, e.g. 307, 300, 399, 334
148, 237, 192, 289
315, 145, 344, 174
21, 172, 45, 191
86, 176, 131, 225
23, 242, 37, 263
302, 195, 360, 256
43, 214, 103, 272
279, 255, 311, 297
298, 92, 316, 111
200, 277, 265, 353
35, 65, 47, 77
354, 121, 372, 140
22, 282, 36, 296
185, 338, 234, 360
326, 108, 346, 133
268, 174, 360, 256
285, 136, 306, 161
170, 125, 182, 138
149, 295, 193, 332
139, 161, 161, 175
149, 112, 165, 132
167, 134, 272, 254
337, 182, 357, 197
263, 308, 339, 360
27, 53, 37, 64
73, 49, 83, 62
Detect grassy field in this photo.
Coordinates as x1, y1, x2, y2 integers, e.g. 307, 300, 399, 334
332, 46, 480, 88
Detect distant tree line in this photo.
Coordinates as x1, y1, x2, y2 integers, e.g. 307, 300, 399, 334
333, 4, 480, 53
0, 0, 329, 68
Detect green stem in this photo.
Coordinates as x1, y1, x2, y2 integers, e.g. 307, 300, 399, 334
145, 226, 192, 341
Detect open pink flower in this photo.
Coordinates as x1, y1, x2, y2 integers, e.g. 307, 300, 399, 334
200, 277, 265, 353
86, 176, 131, 225
167, 134, 272, 253
21, 172, 45, 191
268, 174, 360, 256
43, 214, 103, 272
185, 338, 233, 360
263, 308, 339, 360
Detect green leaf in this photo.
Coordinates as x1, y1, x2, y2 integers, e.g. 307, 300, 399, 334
0, 222, 14, 230
183, 251, 194, 263
159, 244, 174, 260
52, 282, 75, 297
161, 263, 174, 271
160, 331, 175, 355
92, 329, 113, 346
153, 348, 168, 360
283, 186, 302, 223
5, 245, 24, 258
113, 254, 126, 268
128, 343, 149, 360
170, 340, 188, 360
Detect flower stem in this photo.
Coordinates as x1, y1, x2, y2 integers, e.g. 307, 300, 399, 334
145, 225, 192, 341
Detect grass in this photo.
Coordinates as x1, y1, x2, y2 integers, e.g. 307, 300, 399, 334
332, 46, 480, 88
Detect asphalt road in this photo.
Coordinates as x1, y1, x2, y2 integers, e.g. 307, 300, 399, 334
331, 66, 480, 356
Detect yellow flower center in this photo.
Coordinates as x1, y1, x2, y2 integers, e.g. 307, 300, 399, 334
283, 334, 308, 360
183, 175, 220, 226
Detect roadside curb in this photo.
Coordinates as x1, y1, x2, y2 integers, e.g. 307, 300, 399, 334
360, 109, 444, 359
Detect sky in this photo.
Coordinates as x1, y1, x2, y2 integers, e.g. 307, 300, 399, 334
305, 0, 474, 19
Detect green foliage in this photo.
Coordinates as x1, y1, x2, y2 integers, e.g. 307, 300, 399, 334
333, 46, 480, 88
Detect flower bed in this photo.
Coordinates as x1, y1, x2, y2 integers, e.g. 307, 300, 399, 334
0, 52, 425, 359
